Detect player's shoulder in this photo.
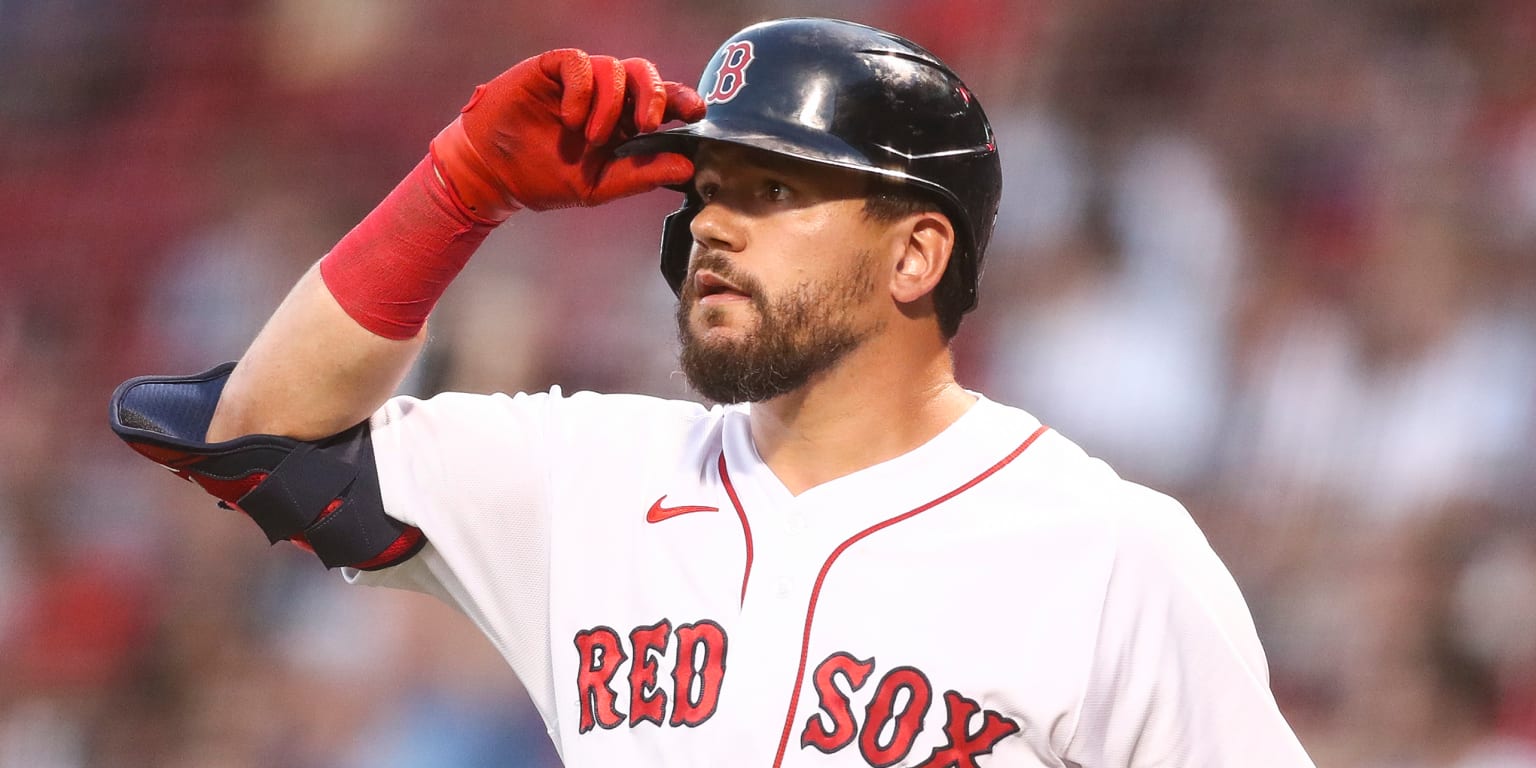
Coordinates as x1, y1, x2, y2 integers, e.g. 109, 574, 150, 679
372, 386, 727, 459
377, 386, 713, 425
1030, 421, 1222, 581
552, 387, 721, 432
981, 397, 1198, 540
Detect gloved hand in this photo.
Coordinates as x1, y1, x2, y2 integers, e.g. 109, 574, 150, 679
431, 49, 707, 219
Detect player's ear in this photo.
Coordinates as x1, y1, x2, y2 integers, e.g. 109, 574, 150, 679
888, 211, 954, 306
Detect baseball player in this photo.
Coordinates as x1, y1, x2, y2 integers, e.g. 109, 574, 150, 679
111, 18, 1315, 767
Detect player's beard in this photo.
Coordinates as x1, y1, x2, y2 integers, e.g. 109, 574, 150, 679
676, 250, 882, 404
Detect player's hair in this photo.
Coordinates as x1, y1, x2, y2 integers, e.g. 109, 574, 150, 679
863, 181, 964, 339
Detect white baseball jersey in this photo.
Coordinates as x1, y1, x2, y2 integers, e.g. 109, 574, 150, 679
346, 389, 1314, 767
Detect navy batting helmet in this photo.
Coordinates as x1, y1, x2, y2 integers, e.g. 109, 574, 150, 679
619, 17, 1002, 324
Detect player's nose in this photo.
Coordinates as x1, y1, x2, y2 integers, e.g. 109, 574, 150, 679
690, 199, 747, 254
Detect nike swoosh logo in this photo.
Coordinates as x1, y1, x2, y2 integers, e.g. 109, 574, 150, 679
647, 495, 719, 523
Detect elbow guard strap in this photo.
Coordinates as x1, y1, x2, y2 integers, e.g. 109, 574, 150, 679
107, 363, 425, 570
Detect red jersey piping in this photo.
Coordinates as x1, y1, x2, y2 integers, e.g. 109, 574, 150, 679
719, 453, 755, 607
770, 424, 1051, 767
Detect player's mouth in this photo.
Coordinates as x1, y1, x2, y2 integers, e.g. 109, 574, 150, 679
694, 270, 752, 305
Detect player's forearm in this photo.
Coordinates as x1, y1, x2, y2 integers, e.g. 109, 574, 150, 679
206, 263, 425, 442
200, 50, 702, 443
205, 149, 481, 443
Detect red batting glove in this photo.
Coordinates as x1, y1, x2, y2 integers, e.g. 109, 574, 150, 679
320, 49, 704, 339
432, 49, 707, 218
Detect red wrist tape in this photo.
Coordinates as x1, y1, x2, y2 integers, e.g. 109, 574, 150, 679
319, 154, 497, 340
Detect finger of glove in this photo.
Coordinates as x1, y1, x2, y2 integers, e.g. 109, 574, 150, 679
539, 48, 594, 132
620, 58, 667, 134
662, 81, 708, 123
585, 55, 628, 145
589, 153, 695, 204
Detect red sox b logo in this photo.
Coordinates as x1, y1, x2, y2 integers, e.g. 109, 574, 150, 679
705, 41, 755, 104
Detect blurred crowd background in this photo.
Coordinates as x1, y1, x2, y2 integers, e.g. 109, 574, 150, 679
3, 0, 1535, 765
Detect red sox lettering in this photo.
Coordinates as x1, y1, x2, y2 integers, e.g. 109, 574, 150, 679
575, 624, 1020, 766
801, 651, 1021, 768
574, 619, 728, 733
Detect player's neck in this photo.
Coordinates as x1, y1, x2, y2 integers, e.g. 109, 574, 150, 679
747, 333, 975, 497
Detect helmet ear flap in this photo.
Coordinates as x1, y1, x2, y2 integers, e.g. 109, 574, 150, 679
659, 199, 701, 296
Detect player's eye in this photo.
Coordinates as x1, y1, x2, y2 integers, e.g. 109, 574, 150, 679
763, 180, 789, 202
696, 181, 719, 201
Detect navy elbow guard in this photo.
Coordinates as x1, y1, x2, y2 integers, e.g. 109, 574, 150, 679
108, 363, 425, 570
